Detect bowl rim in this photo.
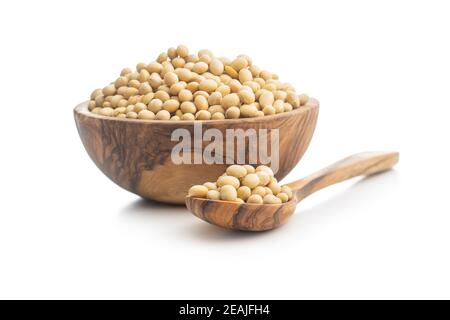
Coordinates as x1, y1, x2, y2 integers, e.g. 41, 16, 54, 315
74, 98, 319, 125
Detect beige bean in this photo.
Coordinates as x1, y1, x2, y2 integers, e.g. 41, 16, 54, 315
208, 92, 222, 105
247, 194, 263, 204
231, 57, 248, 71
256, 171, 271, 186
237, 186, 252, 201
171, 57, 185, 68
284, 102, 293, 112
299, 94, 309, 105
148, 73, 163, 89
155, 110, 171, 120
134, 102, 147, 113
208, 104, 225, 115
114, 107, 127, 115
88, 100, 97, 110
242, 173, 260, 189
268, 180, 281, 195
164, 72, 179, 86
209, 58, 224, 75
194, 95, 209, 110
114, 77, 128, 88
263, 105, 276, 115
274, 90, 287, 101
148, 98, 163, 113
181, 113, 195, 120
199, 54, 211, 64
126, 111, 138, 119
252, 186, 266, 197
238, 68, 253, 83
259, 91, 274, 108
207, 190, 220, 200
154, 90, 170, 102
193, 61, 209, 74
217, 175, 240, 189
225, 106, 240, 119
91, 107, 102, 115
220, 185, 237, 201
138, 110, 155, 120
162, 99, 180, 113
147, 62, 163, 73
199, 79, 218, 92
128, 79, 141, 89
100, 107, 114, 117
211, 112, 225, 120
186, 81, 199, 92
240, 104, 258, 117
260, 70, 272, 81
238, 88, 255, 104
139, 83, 153, 95
179, 89, 193, 102
167, 47, 177, 59
256, 165, 274, 176
122, 87, 139, 98
216, 84, 231, 96
180, 101, 196, 114
222, 93, 240, 109
273, 100, 285, 113
276, 193, 289, 203
224, 65, 238, 79
263, 194, 282, 204
102, 84, 116, 96
243, 165, 255, 174
120, 67, 132, 76
281, 185, 293, 200
176, 45, 189, 58
177, 68, 192, 82
186, 54, 199, 63
286, 91, 300, 108
195, 110, 211, 120
169, 82, 186, 96
226, 165, 247, 178
203, 182, 217, 190
156, 52, 168, 63
188, 185, 208, 198
142, 92, 155, 105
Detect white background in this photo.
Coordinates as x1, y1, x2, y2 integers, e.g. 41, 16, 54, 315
0, 0, 449, 299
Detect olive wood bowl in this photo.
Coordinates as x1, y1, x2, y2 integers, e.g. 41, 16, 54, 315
74, 99, 319, 204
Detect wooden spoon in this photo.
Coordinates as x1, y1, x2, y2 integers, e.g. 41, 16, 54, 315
186, 151, 399, 231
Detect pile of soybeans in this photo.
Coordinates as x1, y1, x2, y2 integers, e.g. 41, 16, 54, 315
88, 45, 310, 120
188, 165, 293, 204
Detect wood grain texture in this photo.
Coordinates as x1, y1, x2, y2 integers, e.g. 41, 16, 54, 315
186, 151, 399, 231
74, 99, 319, 204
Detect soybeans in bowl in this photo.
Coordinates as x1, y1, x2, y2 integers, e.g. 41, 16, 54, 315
88, 45, 310, 121
188, 165, 293, 204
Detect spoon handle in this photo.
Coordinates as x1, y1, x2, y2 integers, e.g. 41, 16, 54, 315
287, 151, 399, 201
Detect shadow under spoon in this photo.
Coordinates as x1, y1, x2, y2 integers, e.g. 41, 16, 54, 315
185, 151, 399, 231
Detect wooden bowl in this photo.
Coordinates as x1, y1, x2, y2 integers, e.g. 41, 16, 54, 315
74, 99, 319, 204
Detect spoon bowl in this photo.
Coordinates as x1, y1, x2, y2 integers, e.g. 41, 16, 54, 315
186, 196, 297, 231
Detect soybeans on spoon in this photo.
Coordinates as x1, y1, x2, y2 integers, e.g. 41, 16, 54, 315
186, 151, 399, 231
